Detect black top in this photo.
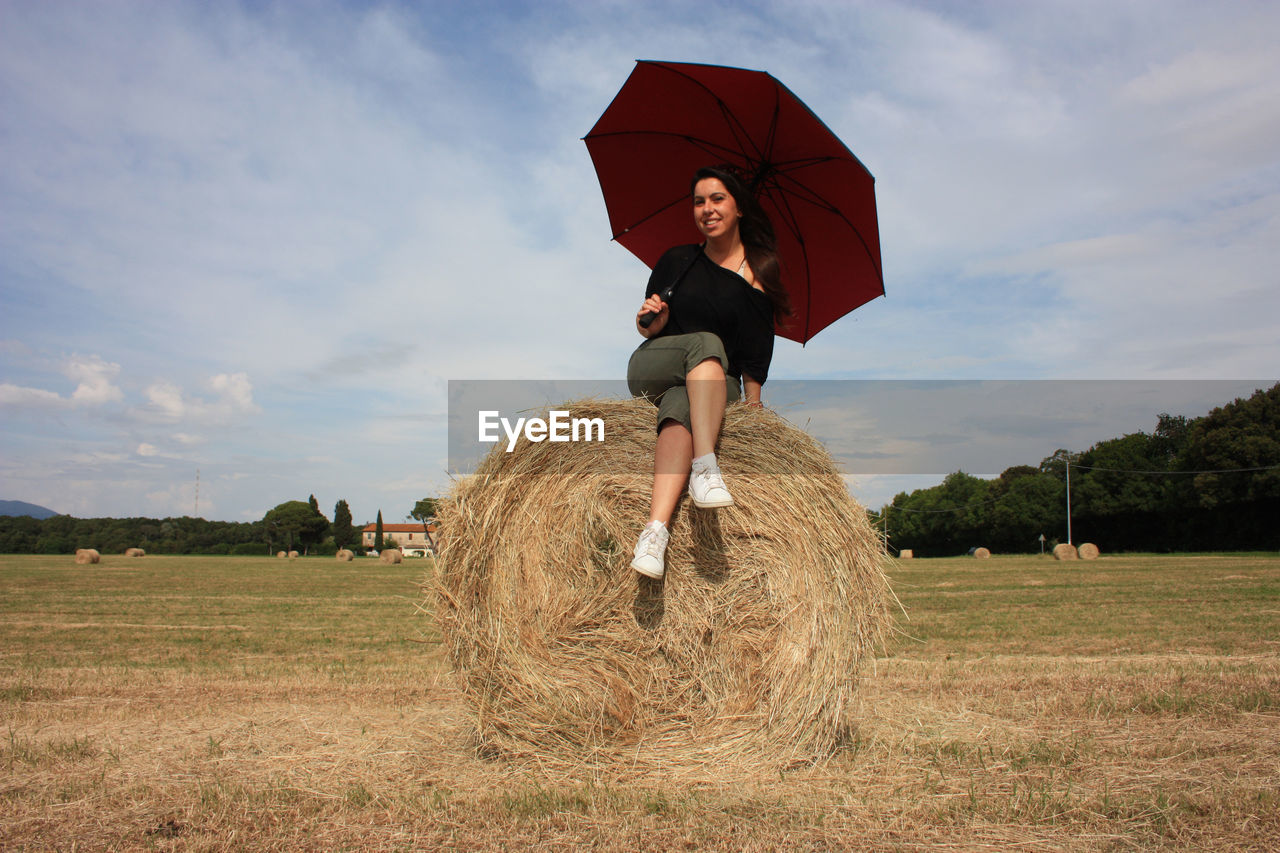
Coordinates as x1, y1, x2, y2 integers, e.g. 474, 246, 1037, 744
646, 244, 775, 384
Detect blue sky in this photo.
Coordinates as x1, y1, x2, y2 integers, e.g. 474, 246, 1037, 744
2, 0, 1278, 524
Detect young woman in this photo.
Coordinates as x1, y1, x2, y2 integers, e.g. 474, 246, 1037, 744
626, 166, 791, 579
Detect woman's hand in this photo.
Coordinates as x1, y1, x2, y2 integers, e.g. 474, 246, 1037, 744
636, 294, 669, 337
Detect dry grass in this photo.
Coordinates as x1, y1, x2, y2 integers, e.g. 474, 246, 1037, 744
1, 552, 1277, 850
434, 398, 890, 773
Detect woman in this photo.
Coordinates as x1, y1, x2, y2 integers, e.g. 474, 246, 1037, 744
626, 165, 791, 579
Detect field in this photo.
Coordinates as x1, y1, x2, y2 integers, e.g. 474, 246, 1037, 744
2, 552, 1278, 851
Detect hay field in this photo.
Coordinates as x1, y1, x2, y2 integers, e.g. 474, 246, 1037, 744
2, 552, 1277, 850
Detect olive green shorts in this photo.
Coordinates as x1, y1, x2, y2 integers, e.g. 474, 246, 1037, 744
627, 332, 741, 433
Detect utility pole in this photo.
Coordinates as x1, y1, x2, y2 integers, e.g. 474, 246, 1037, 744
1065, 458, 1073, 546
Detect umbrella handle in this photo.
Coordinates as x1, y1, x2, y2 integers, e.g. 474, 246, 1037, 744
638, 285, 675, 328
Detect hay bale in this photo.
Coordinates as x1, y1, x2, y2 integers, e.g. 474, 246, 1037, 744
124, 547, 146, 557
899, 549, 913, 559
336, 549, 354, 561
1053, 543, 1078, 561
973, 547, 991, 559
276, 551, 287, 559
380, 548, 403, 564
288, 550, 299, 559
74, 548, 100, 565
1078, 542, 1100, 560
431, 398, 891, 772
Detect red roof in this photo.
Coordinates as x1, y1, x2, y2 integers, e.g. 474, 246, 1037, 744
362, 522, 436, 533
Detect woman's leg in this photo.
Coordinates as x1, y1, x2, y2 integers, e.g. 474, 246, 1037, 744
648, 419, 692, 525
686, 357, 726, 458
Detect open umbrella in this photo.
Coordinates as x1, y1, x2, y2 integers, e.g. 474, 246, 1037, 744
584, 60, 884, 344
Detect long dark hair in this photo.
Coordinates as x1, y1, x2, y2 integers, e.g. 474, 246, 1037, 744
691, 165, 792, 324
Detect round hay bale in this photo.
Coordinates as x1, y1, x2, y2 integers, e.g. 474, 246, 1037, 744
74, 548, 100, 565
288, 550, 299, 559
124, 547, 146, 557
1078, 542, 1100, 560
276, 551, 287, 559
1053, 543, 1078, 561
973, 547, 991, 559
336, 549, 354, 561
380, 548, 403, 564
899, 549, 914, 559
431, 398, 891, 772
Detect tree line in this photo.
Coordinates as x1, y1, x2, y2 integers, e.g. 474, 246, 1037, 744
0, 495, 440, 556
879, 383, 1280, 556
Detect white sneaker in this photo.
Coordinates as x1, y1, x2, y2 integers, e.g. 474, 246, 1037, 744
631, 520, 669, 579
688, 456, 734, 508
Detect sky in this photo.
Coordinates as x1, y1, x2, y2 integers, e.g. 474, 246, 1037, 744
2, 0, 1278, 525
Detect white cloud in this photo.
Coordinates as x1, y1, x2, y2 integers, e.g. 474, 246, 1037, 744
0, 383, 65, 408
66, 354, 123, 405
137, 443, 159, 457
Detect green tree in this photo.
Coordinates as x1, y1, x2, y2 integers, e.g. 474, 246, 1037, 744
1178, 383, 1280, 508
333, 499, 355, 550
410, 498, 439, 522
309, 494, 320, 515
262, 501, 329, 554
374, 510, 384, 551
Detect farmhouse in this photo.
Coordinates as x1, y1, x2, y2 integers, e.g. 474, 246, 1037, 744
362, 521, 437, 551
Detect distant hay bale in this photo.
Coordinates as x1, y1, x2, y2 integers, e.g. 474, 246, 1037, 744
431, 397, 892, 772
124, 547, 145, 557
380, 549, 403, 564
1078, 543, 1100, 560
973, 547, 991, 559
899, 549, 914, 559
74, 548, 100, 565
276, 551, 287, 559
288, 550, 299, 559
1053, 543, 1078, 561
336, 549, 354, 561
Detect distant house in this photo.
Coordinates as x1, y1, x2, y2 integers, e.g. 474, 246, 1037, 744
362, 521, 437, 551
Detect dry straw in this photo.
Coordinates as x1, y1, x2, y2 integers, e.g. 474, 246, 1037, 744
74, 548, 100, 565
288, 550, 299, 559
336, 549, 355, 561
973, 547, 991, 559
899, 549, 914, 559
1078, 542, 1100, 560
124, 547, 145, 557
430, 398, 892, 773
1053, 543, 1078, 561
276, 551, 287, 559
380, 549, 403, 564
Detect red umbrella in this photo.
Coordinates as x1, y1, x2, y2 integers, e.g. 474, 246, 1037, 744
584, 60, 884, 344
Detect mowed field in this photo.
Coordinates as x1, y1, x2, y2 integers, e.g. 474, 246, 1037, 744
2, 552, 1278, 851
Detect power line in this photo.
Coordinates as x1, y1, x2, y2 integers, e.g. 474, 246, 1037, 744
1071, 462, 1280, 475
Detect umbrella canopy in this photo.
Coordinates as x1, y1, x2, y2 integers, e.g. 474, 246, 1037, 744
584, 60, 884, 344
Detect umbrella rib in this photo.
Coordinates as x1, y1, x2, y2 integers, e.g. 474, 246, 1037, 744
762, 172, 884, 289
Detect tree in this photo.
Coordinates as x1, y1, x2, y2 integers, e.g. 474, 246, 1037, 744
410, 498, 439, 523
333, 499, 355, 550
1178, 383, 1280, 508
409, 497, 439, 551
374, 510, 384, 551
262, 501, 329, 554
308, 494, 320, 515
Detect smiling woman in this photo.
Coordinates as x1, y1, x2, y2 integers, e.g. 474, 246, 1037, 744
625, 166, 791, 580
